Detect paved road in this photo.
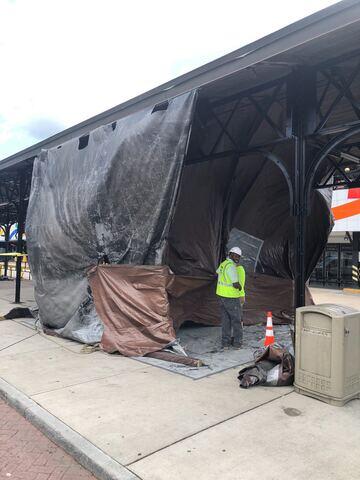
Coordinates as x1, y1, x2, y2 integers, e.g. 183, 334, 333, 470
0, 399, 95, 480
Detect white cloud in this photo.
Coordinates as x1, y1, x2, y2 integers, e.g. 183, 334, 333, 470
0, 0, 339, 159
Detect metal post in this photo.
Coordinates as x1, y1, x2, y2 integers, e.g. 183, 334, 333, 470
294, 135, 307, 308
15, 172, 25, 303
4, 222, 10, 278
287, 68, 317, 309
352, 232, 360, 288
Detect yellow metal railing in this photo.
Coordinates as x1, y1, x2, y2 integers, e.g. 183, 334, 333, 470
0, 253, 32, 280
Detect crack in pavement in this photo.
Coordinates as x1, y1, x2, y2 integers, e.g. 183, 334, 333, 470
126, 389, 293, 467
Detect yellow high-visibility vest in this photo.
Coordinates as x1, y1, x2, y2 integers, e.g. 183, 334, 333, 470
237, 265, 246, 298
216, 259, 241, 298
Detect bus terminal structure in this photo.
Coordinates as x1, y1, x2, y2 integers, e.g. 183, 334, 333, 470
1, 0, 360, 322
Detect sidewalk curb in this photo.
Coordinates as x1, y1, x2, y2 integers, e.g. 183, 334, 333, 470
0, 377, 140, 480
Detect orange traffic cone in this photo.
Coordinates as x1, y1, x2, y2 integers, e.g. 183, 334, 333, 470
264, 311, 275, 347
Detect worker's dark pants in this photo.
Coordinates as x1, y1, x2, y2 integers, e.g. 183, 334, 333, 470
219, 297, 243, 346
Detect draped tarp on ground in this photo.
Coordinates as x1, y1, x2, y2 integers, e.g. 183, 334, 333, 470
26, 88, 333, 352
88, 264, 216, 356
88, 265, 176, 356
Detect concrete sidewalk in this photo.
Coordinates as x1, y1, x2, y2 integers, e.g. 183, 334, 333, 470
0, 283, 359, 479
0, 279, 36, 315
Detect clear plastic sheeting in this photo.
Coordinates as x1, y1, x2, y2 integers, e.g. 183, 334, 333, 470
227, 228, 264, 273
26, 92, 196, 344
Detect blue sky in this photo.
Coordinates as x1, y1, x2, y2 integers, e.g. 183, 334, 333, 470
0, 0, 339, 160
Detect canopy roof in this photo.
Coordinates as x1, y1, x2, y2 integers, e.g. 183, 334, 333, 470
1, 0, 360, 172
2, 0, 360, 313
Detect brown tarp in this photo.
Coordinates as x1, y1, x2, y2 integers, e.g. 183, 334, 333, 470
88, 265, 315, 357
243, 273, 313, 324
170, 272, 313, 328
88, 265, 176, 356
169, 275, 218, 329
89, 265, 219, 355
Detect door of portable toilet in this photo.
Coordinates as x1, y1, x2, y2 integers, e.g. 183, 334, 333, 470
294, 304, 360, 406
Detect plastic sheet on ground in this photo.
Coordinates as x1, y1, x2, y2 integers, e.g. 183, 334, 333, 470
238, 345, 295, 388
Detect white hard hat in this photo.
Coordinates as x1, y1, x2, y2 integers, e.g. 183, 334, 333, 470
229, 246, 242, 256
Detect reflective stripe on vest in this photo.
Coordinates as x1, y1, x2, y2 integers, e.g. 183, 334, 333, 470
216, 259, 241, 298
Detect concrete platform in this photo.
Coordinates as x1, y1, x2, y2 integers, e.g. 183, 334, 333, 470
0, 279, 36, 315
129, 392, 360, 480
0, 282, 359, 479
0, 322, 148, 396
343, 288, 360, 294
311, 286, 360, 310
33, 365, 291, 465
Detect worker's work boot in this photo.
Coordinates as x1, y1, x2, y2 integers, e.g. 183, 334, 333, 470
233, 342, 242, 349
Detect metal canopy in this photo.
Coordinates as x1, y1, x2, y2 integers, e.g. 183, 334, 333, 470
2, 0, 360, 308
1, 0, 360, 171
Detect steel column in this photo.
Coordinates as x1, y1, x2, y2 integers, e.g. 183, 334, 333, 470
15, 172, 25, 303
4, 222, 10, 278
352, 232, 360, 287
294, 135, 307, 308
288, 68, 317, 309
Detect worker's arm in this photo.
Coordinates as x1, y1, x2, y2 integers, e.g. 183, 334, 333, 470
238, 266, 245, 301
238, 266, 245, 289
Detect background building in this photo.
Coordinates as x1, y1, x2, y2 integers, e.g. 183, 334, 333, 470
310, 188, 360, 288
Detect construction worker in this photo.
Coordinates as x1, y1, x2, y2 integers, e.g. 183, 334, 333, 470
216, 247, 243, 349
